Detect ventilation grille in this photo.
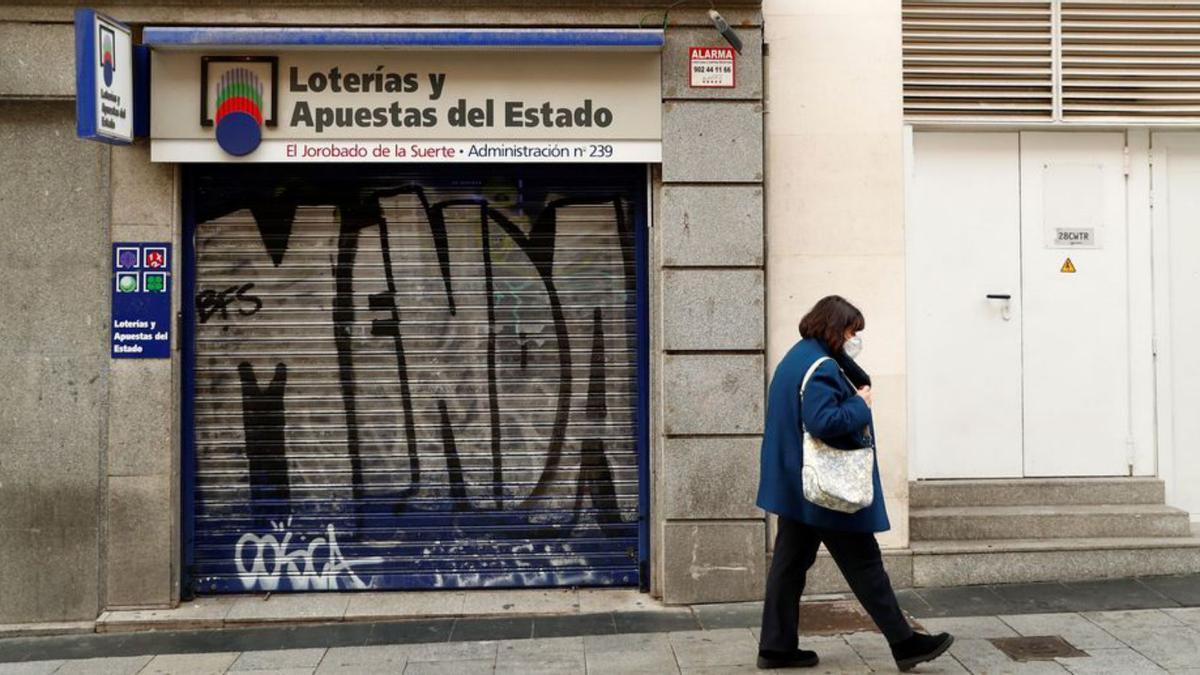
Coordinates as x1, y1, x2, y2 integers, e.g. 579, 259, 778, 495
904, 1, 1055, 121
904, 0, 1200, 123
1062, 1, 1200, 120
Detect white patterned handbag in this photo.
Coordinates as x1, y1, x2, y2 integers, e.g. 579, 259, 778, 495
798, 357, 875, 514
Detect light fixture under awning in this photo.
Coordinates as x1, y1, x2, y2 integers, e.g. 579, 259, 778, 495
142, 27, 665, 50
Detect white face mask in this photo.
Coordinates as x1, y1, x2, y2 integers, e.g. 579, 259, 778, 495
844, 335, 863, 359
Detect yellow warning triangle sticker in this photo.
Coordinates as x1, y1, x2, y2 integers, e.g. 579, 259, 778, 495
1061, 258, 1077, 274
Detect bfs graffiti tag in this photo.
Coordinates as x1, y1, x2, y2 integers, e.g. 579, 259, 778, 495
197, 283, 262, 323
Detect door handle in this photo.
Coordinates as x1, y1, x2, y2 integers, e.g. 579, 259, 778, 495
986, 294, 1013, 321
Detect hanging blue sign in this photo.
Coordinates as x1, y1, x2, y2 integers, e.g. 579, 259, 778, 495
75, 9, 148, 143
112, 242, 172, 358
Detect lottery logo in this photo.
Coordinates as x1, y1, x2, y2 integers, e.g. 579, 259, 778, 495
99, 26, 116, 87
202, 57, 277, 158
116, 272, 138, 293
144, 248, 167, 269
213, 67, 266, 156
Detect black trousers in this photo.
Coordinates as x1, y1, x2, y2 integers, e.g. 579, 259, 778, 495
760, 516, 914, 651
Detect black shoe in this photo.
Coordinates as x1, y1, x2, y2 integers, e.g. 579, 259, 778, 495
756, 648, 819, 669
891, 632, 955, 672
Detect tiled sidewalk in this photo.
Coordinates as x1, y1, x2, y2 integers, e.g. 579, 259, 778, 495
3, 576, 1200, 673
5, 609, 1200, 673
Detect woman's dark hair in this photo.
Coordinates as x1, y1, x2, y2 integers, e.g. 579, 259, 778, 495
798, 295, 866, 354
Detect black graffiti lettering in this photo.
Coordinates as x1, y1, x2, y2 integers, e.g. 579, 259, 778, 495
197, 283, 262, 324
200, 175, 642, 579
438, 400, 471, 512
237, 362, 290, 512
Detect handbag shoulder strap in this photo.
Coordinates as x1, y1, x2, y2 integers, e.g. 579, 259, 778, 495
797, 357, 831, 437
799, 357, 832, 403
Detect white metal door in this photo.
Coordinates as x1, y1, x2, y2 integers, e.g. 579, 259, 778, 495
1152, 133, 1200, 517
1019, 132, 1130, 477
909, 132, 1024, 479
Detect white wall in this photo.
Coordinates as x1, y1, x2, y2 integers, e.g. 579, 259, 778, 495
762, 0, 908, 547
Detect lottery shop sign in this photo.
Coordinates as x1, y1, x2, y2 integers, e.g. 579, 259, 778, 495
150, 49, 662, 163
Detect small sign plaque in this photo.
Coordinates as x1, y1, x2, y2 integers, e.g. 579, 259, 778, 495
111, 242, 172, 358
1053, 228, 1097, 248
689, 46, 736, 88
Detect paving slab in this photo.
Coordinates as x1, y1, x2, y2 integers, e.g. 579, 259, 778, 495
447, 617, 533, 642
0, 622, 95, 639
344, 592, 466, 621
230, 669, 315, 675
1057, 579, 1179, 612
460, 589, 579, 616
226, 595, 349, 625
54, 655, 154, 674
583, 633, 678, 674
1056, 647, 1166, 674
691, 602, 761, 630
613, 609, 699, 634
99, 598, 235, 633
0, 662, 67, 675
999, 613, 1125, 650
1138, 574, 1200, 607
405, 640, 497, 663
531, 613, 615, 639
1162, 606, 1200, 630
364, 618, 455, 646
316, 644, 410, 671
495, 636, 585, 674
229, 648, 327, 671
316, 667, 397, 675
895, 589, 935, 615
1081, 609, 1187, 636
141, 652, 240, 675
793, 635, 871, 674
577, 589, 662, 614
798, 600, 881, 636
918, 616, 1021, 639
402, 659, 494, 674
667, 628, 757, 670
679, 666, 761, 675
992, 582, 1078, 614
1093, 625, 1200, 671
948, 638, 1071, 673
916, 586, 1015, 618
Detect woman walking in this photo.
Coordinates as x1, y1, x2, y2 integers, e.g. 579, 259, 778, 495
756, 295, 954, 671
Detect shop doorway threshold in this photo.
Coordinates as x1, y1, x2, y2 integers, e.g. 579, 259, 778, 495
96, 589, 666, 634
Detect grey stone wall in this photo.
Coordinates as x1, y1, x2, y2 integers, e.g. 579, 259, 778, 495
105, 142, 178, 609
0, 101, 110, 623
656, 26, 767, 604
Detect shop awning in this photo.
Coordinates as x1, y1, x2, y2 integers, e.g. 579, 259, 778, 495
141, 27, 664, 50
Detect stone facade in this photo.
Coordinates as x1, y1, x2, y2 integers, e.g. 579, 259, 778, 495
0, 0, 772, 621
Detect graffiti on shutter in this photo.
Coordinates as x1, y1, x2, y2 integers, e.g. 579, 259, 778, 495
190, 166, 643, 591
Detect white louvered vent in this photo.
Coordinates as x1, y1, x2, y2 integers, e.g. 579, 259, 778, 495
904, 1, 1055, 121
1061, 1, 1200, 121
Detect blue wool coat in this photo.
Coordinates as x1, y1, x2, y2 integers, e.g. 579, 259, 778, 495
756, 338, 890, 533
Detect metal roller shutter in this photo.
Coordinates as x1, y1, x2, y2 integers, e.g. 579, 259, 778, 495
184, 164, 646, 593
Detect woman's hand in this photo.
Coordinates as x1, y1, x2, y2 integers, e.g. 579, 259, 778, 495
857, 386, 873, 408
